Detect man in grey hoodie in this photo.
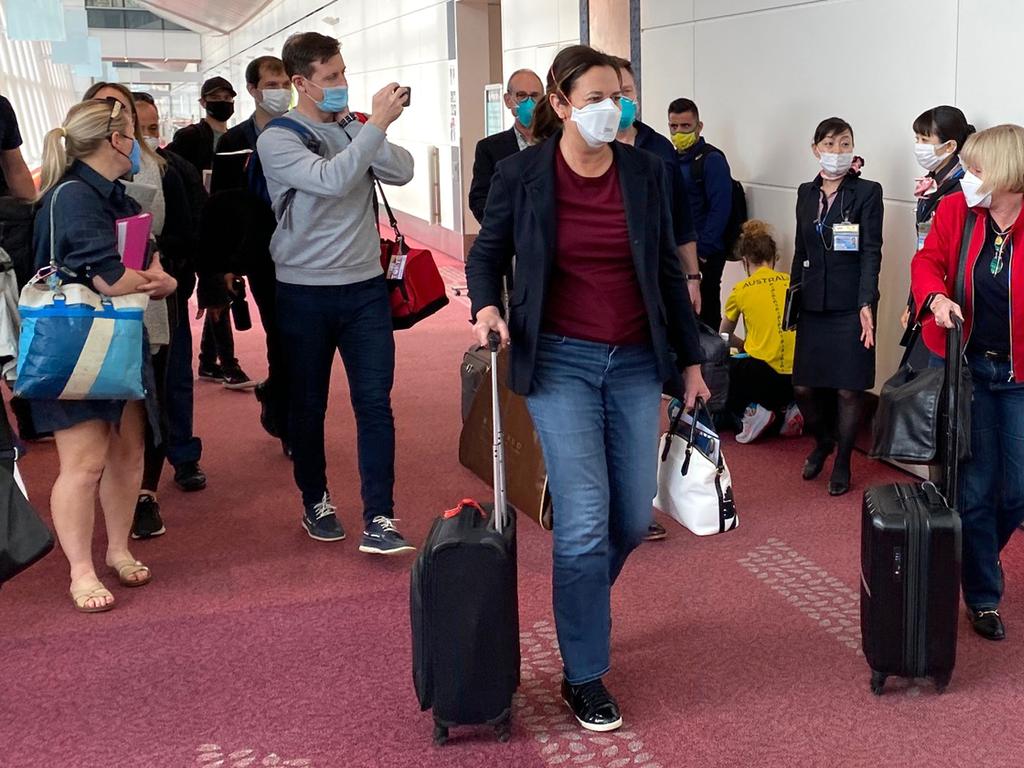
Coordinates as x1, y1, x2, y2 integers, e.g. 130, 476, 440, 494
257, 31, 415, 553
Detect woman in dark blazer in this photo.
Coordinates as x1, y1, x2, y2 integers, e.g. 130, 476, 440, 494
791, 117, 883, 496
466, 45, 708, 733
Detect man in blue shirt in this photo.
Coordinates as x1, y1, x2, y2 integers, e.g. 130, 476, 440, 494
668, 98, 733, 327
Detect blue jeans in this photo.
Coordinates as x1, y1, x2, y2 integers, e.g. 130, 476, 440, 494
276, 277, 395, 523
959, 352, 1024, 610
526, 334, 662, 684
165, 306, 202, 467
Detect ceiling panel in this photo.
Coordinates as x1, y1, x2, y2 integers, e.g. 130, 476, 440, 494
137, 0, 276, 35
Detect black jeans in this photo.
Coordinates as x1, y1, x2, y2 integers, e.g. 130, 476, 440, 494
250, 264, 288, 441
165, 300, 202, 467
726, 356, 794, 417
199, 311, 237, 370
276, 276, 395, 523
698, 253, 727, 329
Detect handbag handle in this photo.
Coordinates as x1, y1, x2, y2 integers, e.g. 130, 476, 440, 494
661, 397, 723, 477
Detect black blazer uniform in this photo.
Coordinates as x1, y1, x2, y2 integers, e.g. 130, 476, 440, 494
790, 173, 884, 390
466, 134, 701, 397
468, 127, 521, 224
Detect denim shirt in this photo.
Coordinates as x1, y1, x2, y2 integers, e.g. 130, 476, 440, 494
33, 160, 139, 287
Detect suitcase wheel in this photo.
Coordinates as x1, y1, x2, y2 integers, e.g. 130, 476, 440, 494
933, 673, 951, 694
870, 670, 887, 696
433, 723, 449, 746
495, 717, 512, 743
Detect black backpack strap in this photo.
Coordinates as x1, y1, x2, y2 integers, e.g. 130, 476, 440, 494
264, 117, 325, 217
690, 142, 724, 187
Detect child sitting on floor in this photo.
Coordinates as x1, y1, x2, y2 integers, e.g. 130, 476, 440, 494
720, 220, 802, 443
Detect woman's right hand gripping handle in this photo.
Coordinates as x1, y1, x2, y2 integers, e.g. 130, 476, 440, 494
473, 305, 510, 349
930, 294, 965, 329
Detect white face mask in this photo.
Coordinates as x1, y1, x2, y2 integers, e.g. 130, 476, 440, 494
914, 142, 949, 172
570, 98, 621, 148
818, 151, 854, 178
143, 136, 161, 151
960, 170, 992, 209
259, 88, 292, 116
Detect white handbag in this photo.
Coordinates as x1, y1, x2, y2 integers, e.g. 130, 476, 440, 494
653, 400, 739, 536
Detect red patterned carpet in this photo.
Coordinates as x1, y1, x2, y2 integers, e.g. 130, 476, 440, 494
2, 252, 1024, 767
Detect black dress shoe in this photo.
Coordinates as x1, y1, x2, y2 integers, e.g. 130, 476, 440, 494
561, 677, 623, 732
644, 521, 667, 541
174, 461, 208, 492
802, 442, 835, 480
828, 465, 851, 496
970, 609, 1006, 641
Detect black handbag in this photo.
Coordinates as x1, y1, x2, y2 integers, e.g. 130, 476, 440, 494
0, 404, 54, 587
870, 214, 976, 465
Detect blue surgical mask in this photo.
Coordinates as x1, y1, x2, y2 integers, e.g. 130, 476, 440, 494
308, 80, 348, 113
515, 97, 536, 128
618, 97, 637, 131
128, 138, 141, 175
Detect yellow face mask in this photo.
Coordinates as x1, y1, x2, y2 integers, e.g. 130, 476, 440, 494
672, 130, 698, 152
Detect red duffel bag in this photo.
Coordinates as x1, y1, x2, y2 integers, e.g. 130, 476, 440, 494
375, 178, 449, 330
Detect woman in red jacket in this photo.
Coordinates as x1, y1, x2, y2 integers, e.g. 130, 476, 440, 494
911, 124, 1024, 642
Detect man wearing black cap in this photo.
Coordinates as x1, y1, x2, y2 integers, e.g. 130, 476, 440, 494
169, 76, 238, 174
170, 75, 256, 391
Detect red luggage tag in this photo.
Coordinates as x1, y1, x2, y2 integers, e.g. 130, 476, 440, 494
443, 499, 486, 519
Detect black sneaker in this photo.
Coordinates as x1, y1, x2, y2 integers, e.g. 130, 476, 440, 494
198, 363, 224, 381
174, 461, 207, 492
644, 521, 667, 541
222, 365, 257, 391
359, 515, 415, 555
302, 493, 345, 542
561, 677, 623, 732
131, 494, 166, 539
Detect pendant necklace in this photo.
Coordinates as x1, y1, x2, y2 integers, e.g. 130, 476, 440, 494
990, 218, 1013, 277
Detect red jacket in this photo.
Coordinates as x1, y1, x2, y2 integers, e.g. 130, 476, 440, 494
911, 190, 1024, 382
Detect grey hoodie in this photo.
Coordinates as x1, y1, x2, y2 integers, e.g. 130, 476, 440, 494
256, 109, 414, 286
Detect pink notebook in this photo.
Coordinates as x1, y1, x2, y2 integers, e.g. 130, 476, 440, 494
116, 213, 153, 270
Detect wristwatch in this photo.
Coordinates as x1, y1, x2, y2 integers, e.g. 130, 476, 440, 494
685, 272, 702, 282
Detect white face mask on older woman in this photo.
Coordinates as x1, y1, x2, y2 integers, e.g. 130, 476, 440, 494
960, 170, 992, 209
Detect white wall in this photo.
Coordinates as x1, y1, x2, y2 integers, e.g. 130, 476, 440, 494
640, 0, 1024, 387
199, 0, 453, 227
0, 3, 83, 170
500, 0, 579, 130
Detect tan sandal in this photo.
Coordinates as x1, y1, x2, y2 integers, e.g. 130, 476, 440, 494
70, 582, 115, 613
108, 559, 152, 588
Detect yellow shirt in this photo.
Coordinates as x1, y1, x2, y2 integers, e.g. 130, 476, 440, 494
723, 266, 795, 375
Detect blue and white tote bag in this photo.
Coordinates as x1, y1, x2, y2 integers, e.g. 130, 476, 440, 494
14, 182, 148, 401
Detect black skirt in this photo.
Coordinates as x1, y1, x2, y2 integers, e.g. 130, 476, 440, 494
792, 309, 875, 391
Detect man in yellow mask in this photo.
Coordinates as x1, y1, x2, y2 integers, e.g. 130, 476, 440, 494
668, 98, 739, 328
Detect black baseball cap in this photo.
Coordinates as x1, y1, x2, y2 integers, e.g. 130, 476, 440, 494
201, 76, 236, 98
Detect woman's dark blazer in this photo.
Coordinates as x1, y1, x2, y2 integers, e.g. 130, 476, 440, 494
791, 173, 884, 312
466, 132, 701, 397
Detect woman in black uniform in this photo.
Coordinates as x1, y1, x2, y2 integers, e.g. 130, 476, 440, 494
791, 117, 883, 496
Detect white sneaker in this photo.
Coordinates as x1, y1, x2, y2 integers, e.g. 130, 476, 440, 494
779, 403, 804, 438
736, 404, 775, 444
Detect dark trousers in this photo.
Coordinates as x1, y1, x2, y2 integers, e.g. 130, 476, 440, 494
142, 345, 169, 491
276, 276, 395, 523
165, 304, 202, 467
250, 264, 288, 441
199, 311, 237, 370
698, 253, 726, 328
726, 356, 794, 416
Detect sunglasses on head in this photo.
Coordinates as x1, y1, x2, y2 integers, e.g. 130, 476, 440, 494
96, 96, 126, 137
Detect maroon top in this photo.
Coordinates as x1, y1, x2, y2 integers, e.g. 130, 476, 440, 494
542, 149, 649, 345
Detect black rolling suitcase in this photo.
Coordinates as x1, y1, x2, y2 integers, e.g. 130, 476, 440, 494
860, 319, 966, 695
411, 332, 519, 744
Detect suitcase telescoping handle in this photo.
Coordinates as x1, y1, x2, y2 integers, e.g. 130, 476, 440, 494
488, 331, 509, 533
943, 316, 965, 511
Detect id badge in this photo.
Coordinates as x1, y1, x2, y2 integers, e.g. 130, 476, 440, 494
916, 219, 932, 251
386, 251, 407, 280
833, 222, 860, 252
